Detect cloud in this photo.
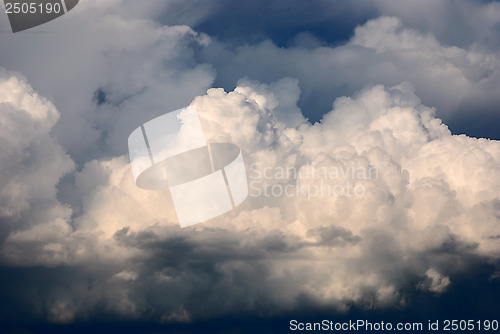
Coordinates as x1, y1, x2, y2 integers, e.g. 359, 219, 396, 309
0, 0, 499, 325
372, 0, 500, 49
0, 0, 215, 163
1, 2, 499, 165
162, 0, 500, 52
1, 72, 498, 322
0, 70, 74, 252
200, 15, 500, 139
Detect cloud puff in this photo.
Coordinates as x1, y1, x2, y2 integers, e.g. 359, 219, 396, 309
418, 268, 451, 293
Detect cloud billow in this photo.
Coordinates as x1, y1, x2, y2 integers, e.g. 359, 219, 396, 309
1, 71, 498, 323
0, 0, 499, 326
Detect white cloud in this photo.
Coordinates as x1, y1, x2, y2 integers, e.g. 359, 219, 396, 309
0, 1, 499, 323
0, 69, 74, 226
2, 74, 497, 321
202, 16, 500, 134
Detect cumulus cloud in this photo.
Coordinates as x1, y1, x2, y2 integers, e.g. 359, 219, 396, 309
0, 0, 499, 326
0, 0, 215, 163
200, 15, 500, 139
0, 70, 74, 263
2, 2, 499, 163
1, 72, 498, 322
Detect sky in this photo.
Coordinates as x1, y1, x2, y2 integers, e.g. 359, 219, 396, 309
0, 1, 499, 333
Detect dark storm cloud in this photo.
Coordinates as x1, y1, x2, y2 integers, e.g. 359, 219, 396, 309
0, 223, 497, 326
